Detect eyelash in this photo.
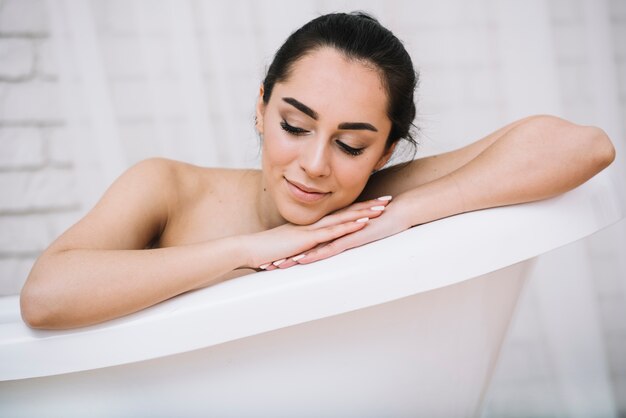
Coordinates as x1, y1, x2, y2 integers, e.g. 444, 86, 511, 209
280, 120, 308, 136
280, 120, 365, 157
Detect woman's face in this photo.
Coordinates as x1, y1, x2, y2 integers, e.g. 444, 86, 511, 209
257, 47, 394, 225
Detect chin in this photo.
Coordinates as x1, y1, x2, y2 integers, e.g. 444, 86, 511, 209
275, 196, 333, 225
281, 207, 326, 226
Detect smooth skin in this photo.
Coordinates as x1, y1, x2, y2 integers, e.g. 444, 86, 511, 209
21, 47, 616, 329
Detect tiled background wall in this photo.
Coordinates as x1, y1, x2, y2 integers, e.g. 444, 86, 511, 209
0, 0, 624, 416
0, 0, 82, 294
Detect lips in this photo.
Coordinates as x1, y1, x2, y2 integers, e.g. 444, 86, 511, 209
284, 177, 330, 203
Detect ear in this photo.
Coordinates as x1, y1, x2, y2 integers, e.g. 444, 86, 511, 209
373, 142, 397, 171
255, 85, 266, 135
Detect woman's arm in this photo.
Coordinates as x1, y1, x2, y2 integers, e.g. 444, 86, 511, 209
404, 116, 615, 225
21, 158, 383, 329
380, 114, 615, 226
20, 158, 243, 329
362, 114, 614, 205
23, 239, 247, 329
287, 115, 616, 265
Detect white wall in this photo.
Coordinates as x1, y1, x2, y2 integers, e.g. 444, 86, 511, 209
0, 0, 624, 415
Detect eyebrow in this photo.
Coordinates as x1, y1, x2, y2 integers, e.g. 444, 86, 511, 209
338, 122, 378, 132
282, 97, 378, 132
282, 97, 318, 120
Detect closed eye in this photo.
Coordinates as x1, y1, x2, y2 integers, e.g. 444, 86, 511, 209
280, 120, 309, 135
337, 141, 364, 156
281, 119, 364, 156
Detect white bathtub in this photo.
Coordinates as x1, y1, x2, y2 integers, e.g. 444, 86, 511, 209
0, 171, 622, 417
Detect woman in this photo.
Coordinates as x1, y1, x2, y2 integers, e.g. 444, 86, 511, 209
20, 12, 615, 329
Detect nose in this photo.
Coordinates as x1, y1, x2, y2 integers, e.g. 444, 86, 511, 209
299, 136, 331, 178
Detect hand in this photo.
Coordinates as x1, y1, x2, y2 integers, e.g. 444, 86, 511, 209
247, 197, 393, 271
271, 195, 411, 269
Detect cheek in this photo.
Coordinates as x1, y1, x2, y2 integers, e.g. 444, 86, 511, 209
262, 128, 296, 170
332, 159, 374, 201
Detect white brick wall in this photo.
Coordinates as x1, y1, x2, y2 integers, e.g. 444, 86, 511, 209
0, 215, 51, 253
0, 39, 34, 80
0, 81, 64, 122
0, 0, 80, 295
0, 127, 44, 168
0, 257, 38, 297
45, 126, 74, 166
0, 169, 77, 212
35, 38, 59, 80
0, 0, 49, 35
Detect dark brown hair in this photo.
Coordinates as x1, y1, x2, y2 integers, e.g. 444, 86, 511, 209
262, 12, 418, 151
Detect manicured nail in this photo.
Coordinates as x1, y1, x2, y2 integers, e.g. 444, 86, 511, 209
371, 205, 385, 211
292, 254, 306, 262
356, 217, 369, 223
273, 258, 286, 266
259, 263, 271, 270
377, 195, 392, 201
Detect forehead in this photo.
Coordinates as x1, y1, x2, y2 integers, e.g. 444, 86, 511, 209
272, 48, 389, 124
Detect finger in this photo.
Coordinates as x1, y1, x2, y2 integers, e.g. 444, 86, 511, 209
271, 258, 288, 268
297, 225, 369, 264
280, 252, 307, 268
312, 204, 387, 229
276, 258, 298, 269
297, 240, 346, 265
330, 195, 393, 215
297, 222, 378, 265
265, 256, 300, 270
339, 195, 392, 214
299, 230, 369, 264
313, 216, 368, 243
260, 243, 320, 271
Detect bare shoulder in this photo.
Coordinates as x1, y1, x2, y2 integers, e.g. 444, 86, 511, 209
129, 157, 254, 196
43, 158, 257, 254
123, 158, 258, 219
163, 160, 257, 204
150, 160, 260, 247
44, 158, 205, 253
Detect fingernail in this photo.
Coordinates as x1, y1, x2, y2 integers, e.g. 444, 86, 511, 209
273, 258, 286, 266
259, 263, 271, 269
377, 195, 392, 201
356, 217, 369, 223
292, 254, 306, 262
371, 205, 385, 211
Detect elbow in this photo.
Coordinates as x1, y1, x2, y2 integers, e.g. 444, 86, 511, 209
531, 115, 616, 172
574, 123, 616, 174
20, 284, 51, 329
588, 126, 616, 171
20, 274, 62, 330
20, 252, 80, 329
20, 298, 45, 330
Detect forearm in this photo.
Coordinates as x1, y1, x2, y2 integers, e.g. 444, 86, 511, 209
21, 236, 245, 329
400, 116, 616, 227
